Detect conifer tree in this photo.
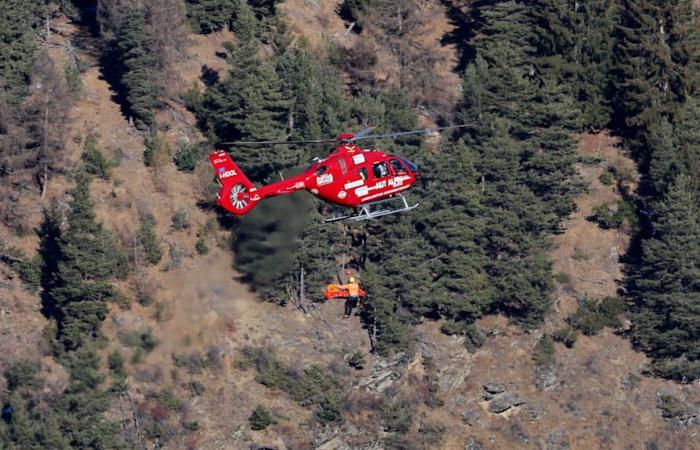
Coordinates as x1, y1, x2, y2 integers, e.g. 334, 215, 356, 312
113, 8, 160, 129
185, 0, 238, 34
198, 2, 290, 181
42, 173, 127, 350
0, 0, 44, 112
533, 0, 617, 129
420, 142, 491, 323
630, 175, 700, 381
360, 261, 412, 355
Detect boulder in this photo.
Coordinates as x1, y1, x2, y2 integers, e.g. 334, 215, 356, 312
483, 383, 506, 394
489, 393, 525, 414
462, 408, 481, 426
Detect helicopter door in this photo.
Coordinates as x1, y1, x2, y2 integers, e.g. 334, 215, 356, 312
372, 162, 389, 179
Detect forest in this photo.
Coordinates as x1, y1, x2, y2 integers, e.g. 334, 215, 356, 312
1, 0, 699, 448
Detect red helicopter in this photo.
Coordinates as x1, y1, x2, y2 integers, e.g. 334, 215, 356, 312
208, 128, 437, 222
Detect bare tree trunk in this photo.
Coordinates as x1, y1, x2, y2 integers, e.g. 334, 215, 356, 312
40, 90, 49, 198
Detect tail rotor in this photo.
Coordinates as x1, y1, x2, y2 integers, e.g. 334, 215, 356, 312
209, 151, 259, 216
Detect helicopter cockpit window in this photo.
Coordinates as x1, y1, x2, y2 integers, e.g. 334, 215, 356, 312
373, 162, 388, 178
358, 167, 368, 180
315, 165, 328, 176
338, 158, 348, 174
390, 159, 406, 174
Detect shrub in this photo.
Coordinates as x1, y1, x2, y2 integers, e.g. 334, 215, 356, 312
599, 168, 615, 186
650, 359, 700, 383
571, 248, 589, 261
568, 300, 606, 335
598, 296, 625, 327
171, 210, 191, 231
187, 381, 206, 396
118, 328, 158, 353
589, 201, 624, 229
249, 405, 275, 430
138, 220, 162, 265
81, 136, 112, 179
195, 233, 209, 255
158, 389, 182, 411
533, 335, 555, 368
315, 398, 343, 424
144, 133, 171, 168
347, 350, 366, 370
4, 360, 39, 391
440, 321, 484, 352
568, 297, 624, 336
173, 141, 202, 172
380, 399, 412, 433
108, 350, 126, 376
554, 272, 572, 286
0, 246, 41, 291
238, 346, 344, 421
172, 351, 218, 374
551, 327, 578, 348
657, 394, 688, 418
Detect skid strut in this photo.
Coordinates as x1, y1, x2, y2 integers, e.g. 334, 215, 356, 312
324, 195, 419, 223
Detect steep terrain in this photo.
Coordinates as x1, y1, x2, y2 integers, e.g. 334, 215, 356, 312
1, 3, 700, 450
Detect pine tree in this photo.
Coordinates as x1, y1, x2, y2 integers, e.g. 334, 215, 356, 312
42, 173, 128, 350
198, 4, 290, 180
533, 0, 617, 129
420, 142, 491, 323
611, 0, 699, 165
0, 0, 44, 112
185, 0, 238, 34
361, 261, 412, 355
630, 175, 700, 381
112, 8, 160, 129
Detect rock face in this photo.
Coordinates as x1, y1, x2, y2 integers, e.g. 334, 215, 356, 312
465, 437, 484, 450
483, 382, 506, 394
359, 352, 409, 392
489, 392, 526, 414
462, 408, 481, 426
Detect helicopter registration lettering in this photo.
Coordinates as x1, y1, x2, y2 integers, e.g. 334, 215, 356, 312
388, 176, 408, 187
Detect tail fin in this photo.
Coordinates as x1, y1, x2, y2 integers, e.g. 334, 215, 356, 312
209, 150, 260, 216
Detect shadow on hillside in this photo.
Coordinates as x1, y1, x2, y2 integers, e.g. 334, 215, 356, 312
439, 0, 475, 74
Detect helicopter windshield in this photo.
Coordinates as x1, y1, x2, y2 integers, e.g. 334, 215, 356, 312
398, 157, 418, 173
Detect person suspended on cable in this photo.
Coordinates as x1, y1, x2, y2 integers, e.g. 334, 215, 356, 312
340, 276, 361, 318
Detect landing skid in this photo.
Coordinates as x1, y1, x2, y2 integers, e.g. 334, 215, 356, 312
324, 195, 419, 223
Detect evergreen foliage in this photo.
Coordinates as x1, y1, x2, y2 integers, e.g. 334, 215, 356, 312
138, 219, 163, 265
248, 405, 274, 430
81, 136, 112, 179
185, 0, 238, 34
630, 176, 700, 381
111, 8, 160, 129
41, 173, 128, 350
173, 140, 203, 172
0, 0, 44, 113
533, 0, 617, 129
197, 38, 290, 181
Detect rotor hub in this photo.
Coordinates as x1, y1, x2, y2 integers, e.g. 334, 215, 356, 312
229, 184, 249, 210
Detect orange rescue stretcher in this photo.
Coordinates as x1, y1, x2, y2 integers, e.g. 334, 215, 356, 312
323, 284, 367, 300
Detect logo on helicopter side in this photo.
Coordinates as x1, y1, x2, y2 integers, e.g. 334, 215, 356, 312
317, 174, 333, 186
337, 190, 347, 199
219, 168, 237, 179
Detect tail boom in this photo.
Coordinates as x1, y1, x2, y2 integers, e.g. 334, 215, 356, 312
209, 151, 308, 216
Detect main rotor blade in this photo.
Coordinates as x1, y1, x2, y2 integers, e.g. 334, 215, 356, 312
218, 124, 471, 146
352, 127, 375, 140
349, 124, 471, 142
220, 138, 338, 146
